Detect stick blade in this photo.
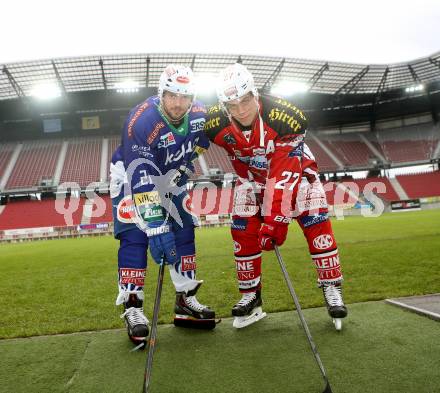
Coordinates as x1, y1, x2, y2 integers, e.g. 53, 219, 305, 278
323, 381, 333, 393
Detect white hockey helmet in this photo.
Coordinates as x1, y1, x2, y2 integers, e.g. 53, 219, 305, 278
217, 63, 258, 103
158, 64, 195, 99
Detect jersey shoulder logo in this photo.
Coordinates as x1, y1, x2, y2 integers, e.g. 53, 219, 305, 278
190, 118, 206, 133
262, 95, 308, 136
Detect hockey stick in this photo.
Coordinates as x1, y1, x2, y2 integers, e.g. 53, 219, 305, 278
142, 260, 165, 393
273, 245, 333, 393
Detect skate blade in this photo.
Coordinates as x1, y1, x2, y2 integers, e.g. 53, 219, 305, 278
233, 307, 267, 329
332, 318, 342, 331
174, 315, 217, 330
130, 342, 146, 352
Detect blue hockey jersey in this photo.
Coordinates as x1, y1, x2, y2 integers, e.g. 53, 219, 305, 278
120, 96, 209, 226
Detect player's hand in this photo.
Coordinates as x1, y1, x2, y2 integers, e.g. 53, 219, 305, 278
147, 222, 179, 265
169, 165, 192, 188
258, 223, 288, 251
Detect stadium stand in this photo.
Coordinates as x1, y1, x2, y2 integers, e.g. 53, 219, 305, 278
107, 136, 120, 174
305, 139, 339, 172
375, 123, 439, 164
0, 197, 85, 230
0, 143, 15, 180
396, 171, 440, 199
324, 136, 375, 168
203, 143, 235, 174
5, 140, 61, 189
192, 158, 204, 177
59, 137, 102, 187
1, 125, 439, 235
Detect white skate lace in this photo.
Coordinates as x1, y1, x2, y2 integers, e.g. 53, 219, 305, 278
185, 296, 207, 312
237, 292, 257, 306
120, 307, 148, 326
324, 285, 344, 307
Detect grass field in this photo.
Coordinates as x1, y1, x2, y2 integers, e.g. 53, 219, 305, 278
1, 209, 440, 392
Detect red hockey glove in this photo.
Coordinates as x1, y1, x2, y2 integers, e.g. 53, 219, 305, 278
258, 223, 289, 251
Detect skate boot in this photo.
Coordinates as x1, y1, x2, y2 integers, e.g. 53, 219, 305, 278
174, 283, 216, 330
232, 290, 266, 329
120, 293, 149, 347
322, 283, 347, 331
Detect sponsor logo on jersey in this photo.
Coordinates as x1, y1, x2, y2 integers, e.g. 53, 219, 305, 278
147, 122, 165, 144
181, 255, 197, 271
119, 268, 145, 286
288, 142, 304, 157
313, 234, 334, 250
191, 105, 207, 113
236, 260, 255, 280
127, 101, 150, 138
253, 148, 266, 156
313, 253, 340, 269
223, 133, 236, 145
300, 213, 328, 228
312, 251, 341, 282
236, 155, 250, 164
274, 215, 292, 224
231, 218, 247, 231
190, 118, 205, 133
164, 141, 194, 166
297, 198, 327, 212
117, 195, 136, 224
274, 98, 307, 121
249, 155, 268, 169
158, 132, 176, 148
194, 145, 207, 156
132, 144, 150, 151
132, 144, 153, 158
134, 191, 161, 206
208, 104, 221, 114
204, 116, 221, 131
269, 107, 304, 132
233, 241, 242, 253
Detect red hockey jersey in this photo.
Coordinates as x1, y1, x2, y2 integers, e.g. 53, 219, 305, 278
205, 95, 315, 225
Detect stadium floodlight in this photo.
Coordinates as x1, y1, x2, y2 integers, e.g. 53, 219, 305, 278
194, 73, 217, 97
115, 80, 140, 93
405, 84, 424, 93
271, 80, 308, 97
31, 82, 61, 100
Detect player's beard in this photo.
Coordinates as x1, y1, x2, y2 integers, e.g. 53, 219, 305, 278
162, 102, 191, 124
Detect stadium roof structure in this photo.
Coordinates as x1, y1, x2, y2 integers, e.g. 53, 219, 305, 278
1, 51, 440, 101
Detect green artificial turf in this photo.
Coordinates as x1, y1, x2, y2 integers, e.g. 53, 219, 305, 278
0, 209, 439, 339
1, 302, 439, 393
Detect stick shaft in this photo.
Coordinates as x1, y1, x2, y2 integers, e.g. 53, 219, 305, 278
273, 245, 332, 391
143, 262, 165, 393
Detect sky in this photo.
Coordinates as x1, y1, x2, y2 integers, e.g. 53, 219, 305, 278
1, 0, 439, 65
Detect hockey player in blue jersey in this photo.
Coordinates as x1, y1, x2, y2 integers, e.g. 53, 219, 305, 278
110, 65, 216, 347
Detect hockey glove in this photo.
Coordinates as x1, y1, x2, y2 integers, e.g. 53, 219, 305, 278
170, 165, 193, 188
147, 221, 179, 265
258, 223, 289, 251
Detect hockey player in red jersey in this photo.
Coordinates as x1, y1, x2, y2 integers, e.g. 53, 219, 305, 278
205, 63, 347, 329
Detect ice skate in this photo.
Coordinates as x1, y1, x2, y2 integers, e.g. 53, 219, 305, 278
232, 290, 266, 329
322, 284, 347, 331
174, 283, 216, 330
120, 293, 149, 346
